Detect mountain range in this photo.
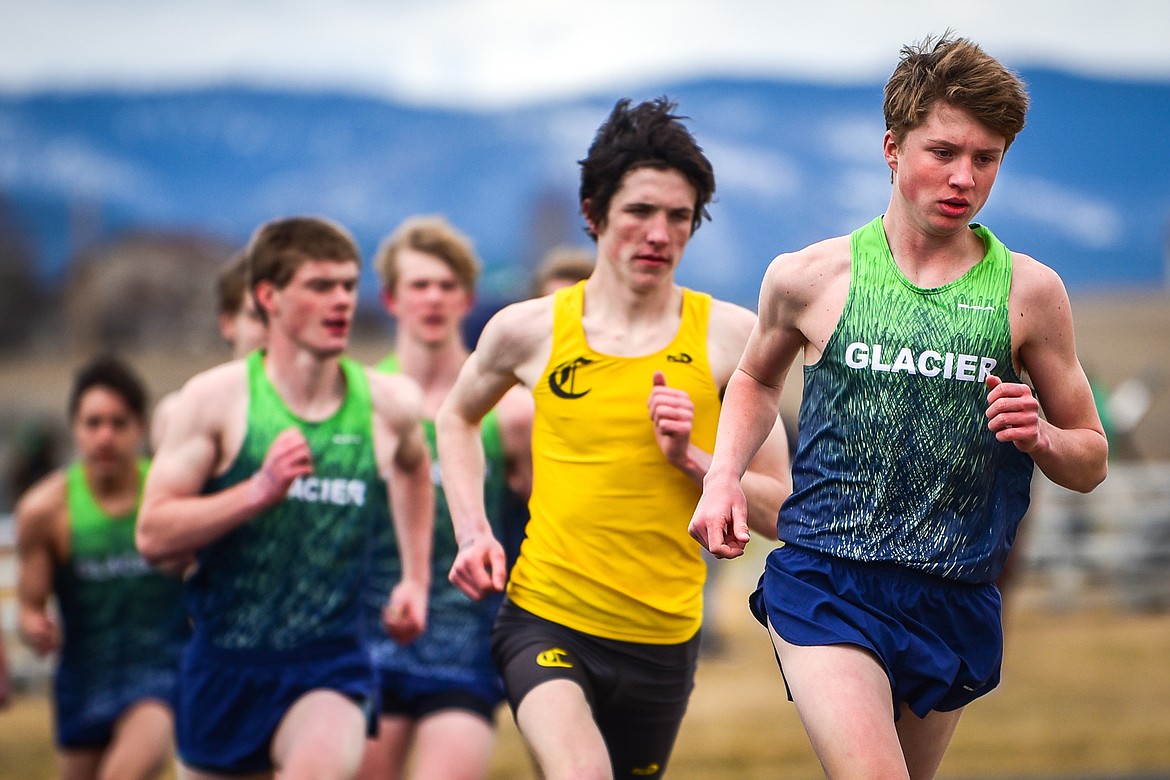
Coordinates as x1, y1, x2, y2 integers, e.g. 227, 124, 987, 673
1, 69, 1167, 311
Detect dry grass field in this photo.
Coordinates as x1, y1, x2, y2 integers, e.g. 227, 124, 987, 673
0, 290, 1166, 778
3, 563, 1169, 779
488, 555, 1170, 780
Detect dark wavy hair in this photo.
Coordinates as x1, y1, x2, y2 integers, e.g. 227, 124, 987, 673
69, 354, 148, 422
578, 97, 716, 240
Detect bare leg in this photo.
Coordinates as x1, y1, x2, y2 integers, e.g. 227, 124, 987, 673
271, 689, 367, 780
407, 709, 496, 780
98, 698, 176, 780
515, 679, 610, 780
895, 703, 963, 780
178, 763, 270, 780
769, 621, 909, 779
59, 748, 102, 780
356, 714, 412, 780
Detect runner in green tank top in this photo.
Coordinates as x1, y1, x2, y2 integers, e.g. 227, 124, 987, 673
359, 215, 532, 780
16, 355, 186, 780
692, 35, 1108, 779
137, 216, 434, 779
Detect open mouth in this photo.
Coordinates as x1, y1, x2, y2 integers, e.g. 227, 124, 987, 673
323, 318, 350, 335
939, 199, 969, 217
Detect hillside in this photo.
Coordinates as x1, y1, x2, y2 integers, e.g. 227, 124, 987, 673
1, 69, 1168, 313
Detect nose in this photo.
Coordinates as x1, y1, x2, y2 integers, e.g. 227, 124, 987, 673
950, 157, 976, 190
331, 283, 357, 307
94, 421, 119, 444
646, 211, 670, 245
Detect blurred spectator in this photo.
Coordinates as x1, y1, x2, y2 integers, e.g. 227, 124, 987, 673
529, 245, 595, 297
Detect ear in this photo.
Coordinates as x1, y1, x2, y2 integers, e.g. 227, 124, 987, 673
253, 279, 276, 319
581, 199, 601, 237
459, 289, 476, 318
380, 288, 398, 316
217, 312, 236, 344
883, 130, 899, 174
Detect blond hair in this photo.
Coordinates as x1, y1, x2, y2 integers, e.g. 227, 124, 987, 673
374, 215, 480, 294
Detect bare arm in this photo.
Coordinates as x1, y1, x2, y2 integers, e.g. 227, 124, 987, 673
991, 256, 1108, 492
648, 365, 790, 543
14, 474, 65, 656
740, 407, 791, 541
437, 299, 547, 599
136, 365, 308, 565
690, 255, 812, 558
148, 390, 179, 454
371, 371, 434, 645
648, 295, 791, 554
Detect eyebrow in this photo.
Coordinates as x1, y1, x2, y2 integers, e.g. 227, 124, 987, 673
925, 137, 1004, 155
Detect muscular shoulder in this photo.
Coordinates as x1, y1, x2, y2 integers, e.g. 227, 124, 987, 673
705, 298, 756, 378
149, 359, 250, 464
758, 235, 852, 343
366, 368, 425, 433
1007, 250, 1075, 344
707, 297, 756, 339
763, 235, 852, 302
14, 469, 68, 546
150, 390, 181, 451
478, 297, 553, 368
1010, 251, 1067, 307
175, 359, 249, 421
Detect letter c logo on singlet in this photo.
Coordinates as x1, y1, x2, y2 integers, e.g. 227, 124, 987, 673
631, 764, 662, 776
548, 357, 594, 399
535, 647, 573, 668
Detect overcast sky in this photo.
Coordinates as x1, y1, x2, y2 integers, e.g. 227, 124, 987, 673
2, 0, 1169, 107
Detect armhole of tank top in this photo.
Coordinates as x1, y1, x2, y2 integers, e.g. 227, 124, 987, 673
805, 236, 861, 375
686, 289, 718, 387
539, 285, 576, 381
998, 242, 1024, 383
214, 358, 257, 483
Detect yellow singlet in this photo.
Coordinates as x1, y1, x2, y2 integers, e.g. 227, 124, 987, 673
509, 282, 721, 643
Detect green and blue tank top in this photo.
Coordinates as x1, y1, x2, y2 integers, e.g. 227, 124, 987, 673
367, 353, 527, 683
781, 217, 1034, 582
54, 459, 187, 687
193, 351, 387, 651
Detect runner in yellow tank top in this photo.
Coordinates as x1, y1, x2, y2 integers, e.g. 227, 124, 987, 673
514, 281, 718, 643
437, 97, 792, 780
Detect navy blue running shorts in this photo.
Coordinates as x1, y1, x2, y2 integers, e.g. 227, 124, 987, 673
54, 665, 178, 749
175, 636, 377, 774
375, 667, 502, 723
750, 544, 1002, 718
